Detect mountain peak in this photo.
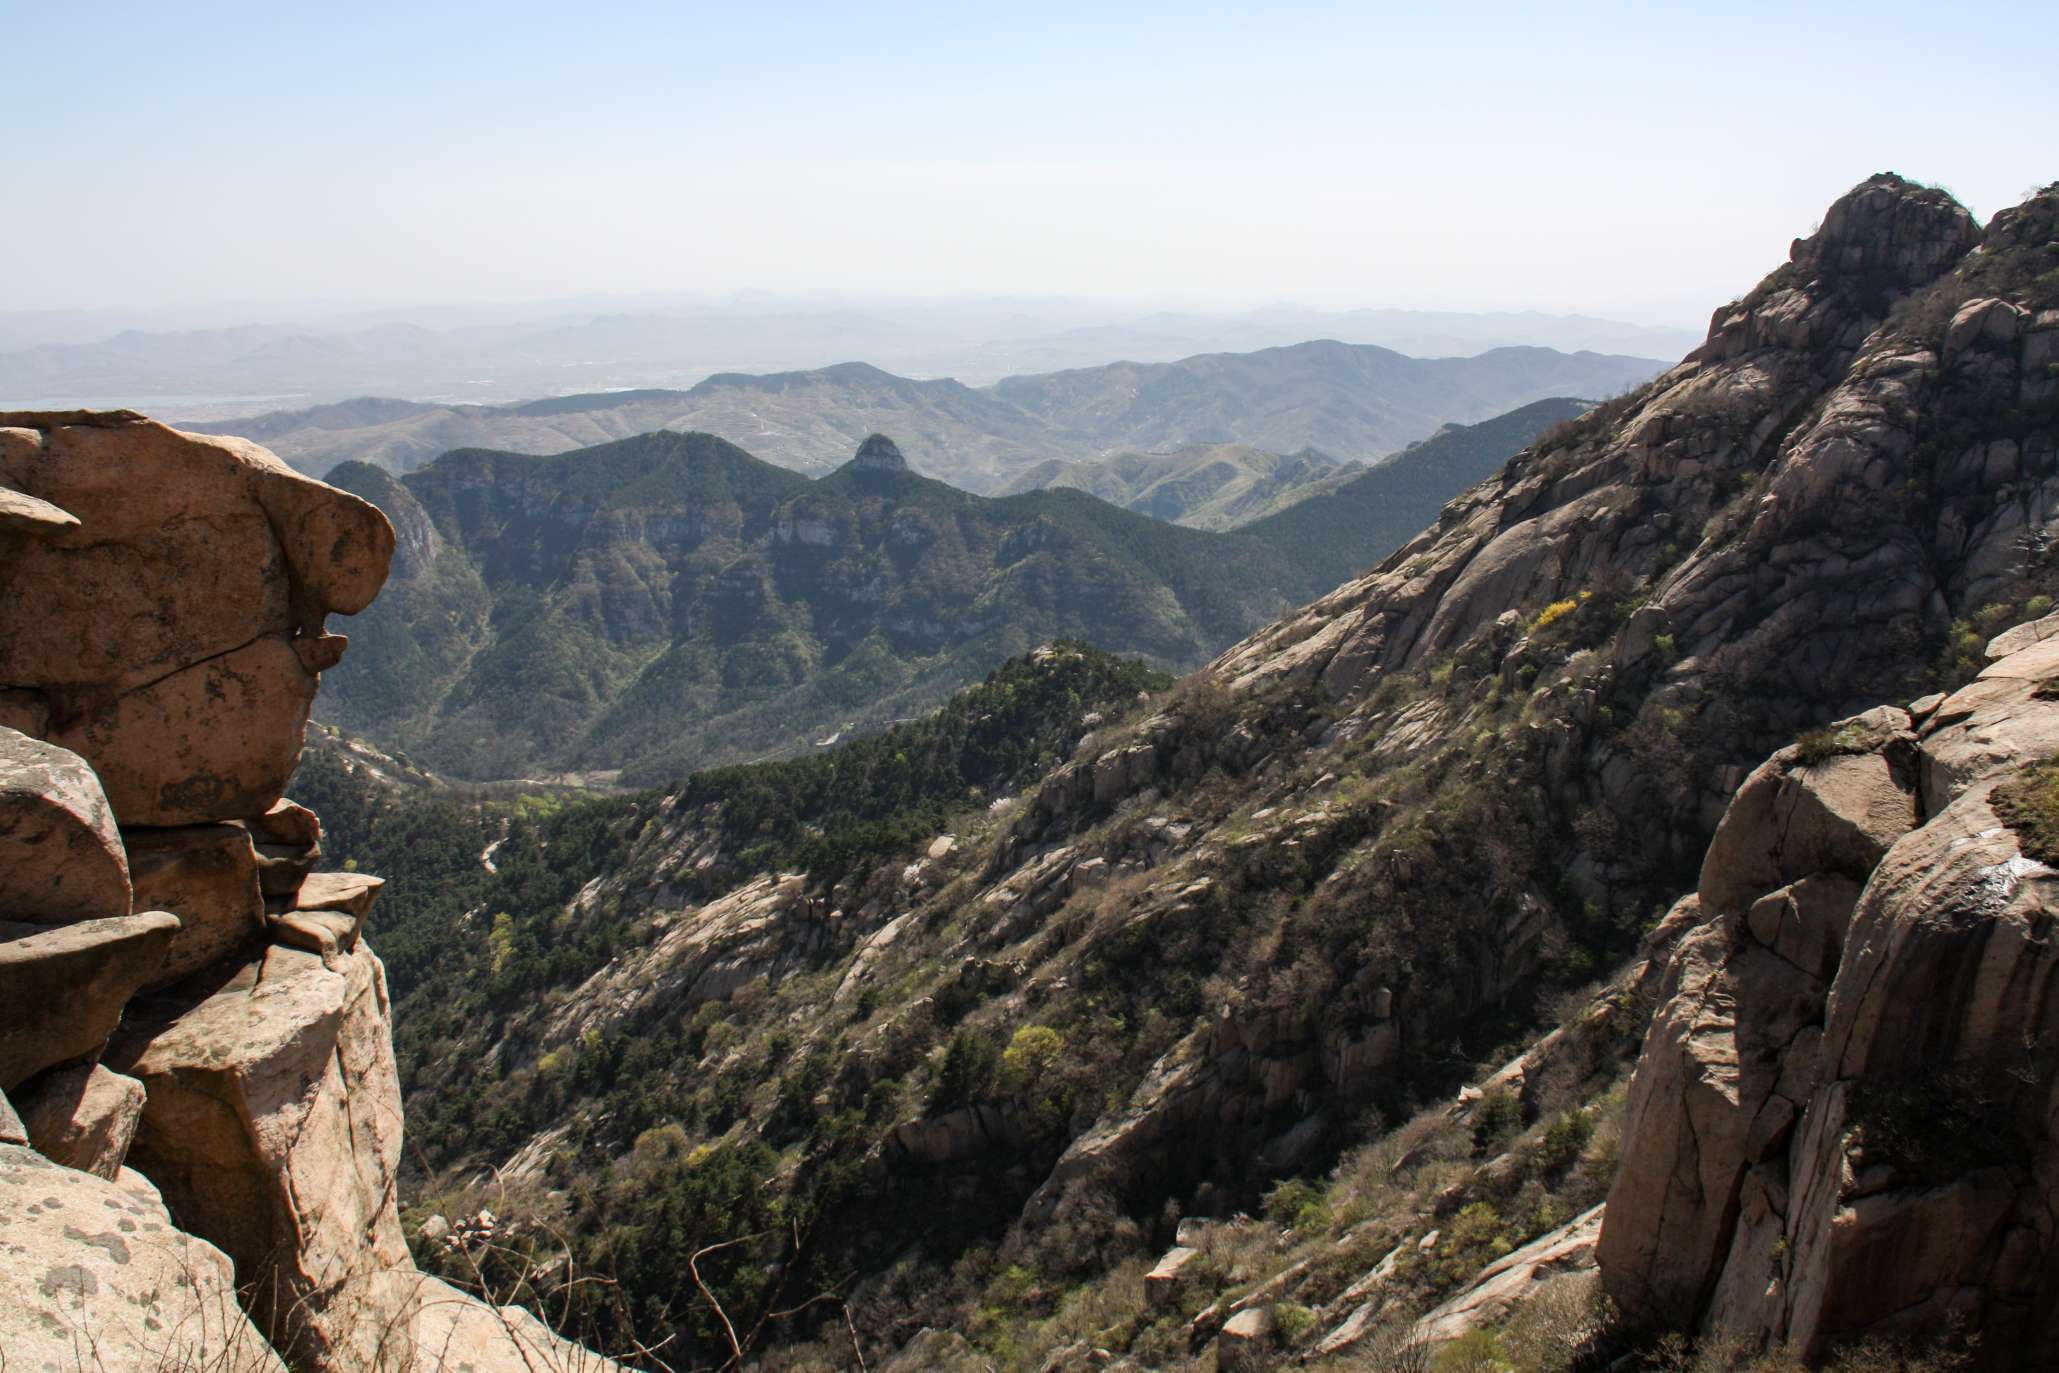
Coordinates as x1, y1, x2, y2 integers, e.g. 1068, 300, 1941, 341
1788, 172, 1980, 295
851, 433, 908, 473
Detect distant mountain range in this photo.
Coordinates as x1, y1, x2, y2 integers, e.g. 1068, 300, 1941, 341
999, 443, 1350, 530
191, 341, 1658, 492
0, 298, 1698, 404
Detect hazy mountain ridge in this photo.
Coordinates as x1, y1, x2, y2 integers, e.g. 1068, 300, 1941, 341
0, 300, 1697, 402
186, 340, 1661, 492
998, 442, 1350, 529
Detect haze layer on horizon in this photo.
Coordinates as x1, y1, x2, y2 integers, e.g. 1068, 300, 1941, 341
7, 0, 2054, 328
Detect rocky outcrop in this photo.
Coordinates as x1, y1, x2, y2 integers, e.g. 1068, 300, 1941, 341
109, 942, 416, 1371
0, 413, 614, 1372
410, 1276, 625, 1372
0, 1142, 287, 1373
1413, 1205, 1603, 1348
0, 411, 392, 825
850, 431, 910, 473
1599, 617, 2059, 1367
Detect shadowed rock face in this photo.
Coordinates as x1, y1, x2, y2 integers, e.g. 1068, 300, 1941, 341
1600, 614, 2059, 1367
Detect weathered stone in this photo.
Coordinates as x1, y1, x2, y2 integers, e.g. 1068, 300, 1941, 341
0, 481, 78, 539
0, 726, 131, 924
409, 1274, 626, 1373
1984, 608, 2059, 660
1414, 1205, 1602, 1347
269, 908, 364, 969
1217, 1307, 1273, 1373
0, 1083, 23, 1143
0, 416, 390, 828
13, 1061, 147, 1179
0, 1140, 287, 1373
109, 941, 416, 1371
49, 633, 320, 826
280, 869, 386, 920
1697, 709, 1916, 916
1597, 912, 1827, 1330
124, 822, 266, 987
1943, 296, 2026, 361
1742, 873, 1862, 981
1144, 1245, 1201, 1309
0, 414, 393, 696
0, 912, 179, 1089
1604, 624, 2059, 1367
248, 796, 324, 850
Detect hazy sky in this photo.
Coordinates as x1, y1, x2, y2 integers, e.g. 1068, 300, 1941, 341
8, 0, 2054, 326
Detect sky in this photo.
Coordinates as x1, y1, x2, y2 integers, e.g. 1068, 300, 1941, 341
6, 0, 2055, 328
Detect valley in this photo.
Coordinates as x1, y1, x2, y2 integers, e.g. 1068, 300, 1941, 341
7, 1, 2055, 1369
289, 175, 2059, 1370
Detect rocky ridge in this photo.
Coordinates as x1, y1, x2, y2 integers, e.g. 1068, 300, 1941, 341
0, 412, 615, 1372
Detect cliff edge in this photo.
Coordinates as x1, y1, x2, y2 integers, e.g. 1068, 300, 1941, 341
0, 411, 617, 1371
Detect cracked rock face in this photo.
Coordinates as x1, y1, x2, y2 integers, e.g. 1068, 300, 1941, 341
1600, 618, 2059, 1367
109, 941, 416, 1372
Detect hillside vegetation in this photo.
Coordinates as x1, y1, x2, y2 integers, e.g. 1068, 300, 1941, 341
321, 433, 1314, 783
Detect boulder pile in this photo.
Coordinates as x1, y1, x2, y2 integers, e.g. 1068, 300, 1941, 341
0, 412, 615, 1372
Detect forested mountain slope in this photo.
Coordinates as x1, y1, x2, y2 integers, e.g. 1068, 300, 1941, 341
320, 432, 1316, 782
305, 175, 2059, 1370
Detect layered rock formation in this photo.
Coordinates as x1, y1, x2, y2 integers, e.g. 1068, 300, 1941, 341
1598, 616, 2059, 1367
0, 412, 615, 1372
